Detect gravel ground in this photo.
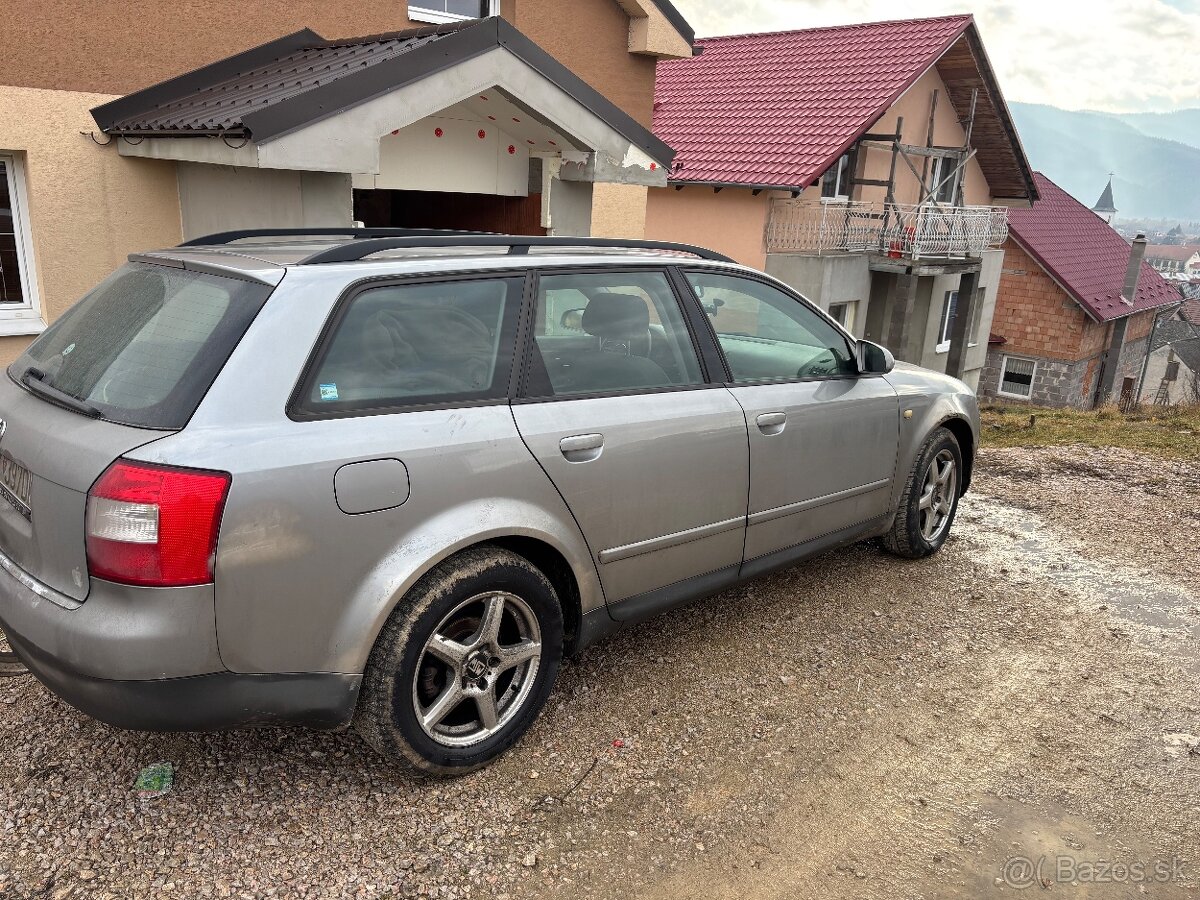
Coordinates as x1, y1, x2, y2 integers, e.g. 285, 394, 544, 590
2, 446, 1198, 899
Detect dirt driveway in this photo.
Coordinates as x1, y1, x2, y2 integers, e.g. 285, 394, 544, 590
2, 446, 1198, 899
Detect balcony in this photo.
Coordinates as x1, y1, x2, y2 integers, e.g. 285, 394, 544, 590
765, 198, 1009, 259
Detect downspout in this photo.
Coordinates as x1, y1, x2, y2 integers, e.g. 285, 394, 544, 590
1094, 233, 1147, 406
1134, 315, 1157, 403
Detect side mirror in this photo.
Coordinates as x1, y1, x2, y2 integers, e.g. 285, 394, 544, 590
857, 340, 895, 375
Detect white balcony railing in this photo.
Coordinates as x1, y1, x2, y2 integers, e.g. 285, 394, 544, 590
765, 199, 1009, 258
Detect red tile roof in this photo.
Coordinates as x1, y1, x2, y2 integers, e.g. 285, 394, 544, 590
1182, 298, 1200, 326
1145, 244, 1200, 262
1007, 174, 1182, 322
652, 15, 973, 189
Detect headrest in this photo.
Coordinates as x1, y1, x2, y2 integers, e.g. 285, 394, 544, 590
582, 293, 650, 340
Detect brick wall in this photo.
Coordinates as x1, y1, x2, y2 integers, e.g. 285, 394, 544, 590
993, 239, 1093, 360
1125, 309, 1157, 343
1079, 317, 1109, 359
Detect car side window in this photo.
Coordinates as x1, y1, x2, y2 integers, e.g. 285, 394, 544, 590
527, 271, 704, 397
296, 276, 523, 415
684, 271, 857, 382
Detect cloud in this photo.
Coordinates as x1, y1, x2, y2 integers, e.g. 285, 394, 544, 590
674, 0, 1200, 113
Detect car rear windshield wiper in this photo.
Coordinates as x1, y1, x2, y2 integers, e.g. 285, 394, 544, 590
20, 367, 102, 419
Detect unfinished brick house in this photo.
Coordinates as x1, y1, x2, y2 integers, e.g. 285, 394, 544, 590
979, 173, 1181, 408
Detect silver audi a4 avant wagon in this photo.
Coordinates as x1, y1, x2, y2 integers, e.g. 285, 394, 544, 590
0, 230, 978, 773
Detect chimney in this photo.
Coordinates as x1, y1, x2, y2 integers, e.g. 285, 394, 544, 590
1122, 233, 1147, 304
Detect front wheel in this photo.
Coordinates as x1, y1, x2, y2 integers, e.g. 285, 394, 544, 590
882, 427, 963, 559
1, 626, 29, 677
354, 547, 563, 775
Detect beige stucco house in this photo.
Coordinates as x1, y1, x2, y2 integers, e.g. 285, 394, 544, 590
0, 0, 695, 364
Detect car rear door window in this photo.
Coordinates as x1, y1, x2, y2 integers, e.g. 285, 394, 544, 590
527, 271, 704, 397
295, 276, 523, 416
684, 271, 856, 382
10, 262, 273, 428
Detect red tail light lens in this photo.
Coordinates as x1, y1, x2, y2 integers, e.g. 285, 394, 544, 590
86, 460, 231, 587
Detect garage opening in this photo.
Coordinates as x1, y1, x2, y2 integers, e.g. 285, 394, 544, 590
353, 188, 546, 235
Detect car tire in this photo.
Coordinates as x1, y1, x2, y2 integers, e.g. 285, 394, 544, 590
881, 426, 963, 559
0, 627, 29, 677
354, 546, 563, 775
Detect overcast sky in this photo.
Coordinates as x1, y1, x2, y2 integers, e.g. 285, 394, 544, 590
677, 0, 1200, 114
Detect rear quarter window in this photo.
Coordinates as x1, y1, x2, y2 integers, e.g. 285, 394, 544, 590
10, 263, 273, 428
292, 276, 524, 418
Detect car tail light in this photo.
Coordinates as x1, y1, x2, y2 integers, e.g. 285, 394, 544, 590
86, 460, 231, 587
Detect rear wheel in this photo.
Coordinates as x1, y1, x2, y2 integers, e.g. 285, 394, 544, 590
354, 547, 563, 774
0, 626, 29, 677
882, 427, 963, 559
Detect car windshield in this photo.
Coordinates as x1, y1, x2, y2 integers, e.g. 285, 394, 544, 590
9, 262, 273, 428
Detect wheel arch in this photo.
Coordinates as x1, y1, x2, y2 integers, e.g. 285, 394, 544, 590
485, 536, 584, 656
339, 508, 602, 680
938, 415, 975, 493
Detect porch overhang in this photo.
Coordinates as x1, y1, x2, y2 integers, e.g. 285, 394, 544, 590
865, 256, 983, 276
92, 18, 671, 189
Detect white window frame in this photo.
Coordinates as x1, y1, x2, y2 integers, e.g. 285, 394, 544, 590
997, 354, 1037, 399
0, 153, 44, 336
928, 155, 959, 205
409, 0, 498, 24
820, 153, 852, 202
827, 300, 856, 333
935, 289, 958, 353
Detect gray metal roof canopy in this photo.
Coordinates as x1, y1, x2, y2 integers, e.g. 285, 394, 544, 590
90, 17, 675, 166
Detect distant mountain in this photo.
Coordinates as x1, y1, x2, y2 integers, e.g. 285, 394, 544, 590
1108, 109, 1200, 150
1009, 102, 1200, 221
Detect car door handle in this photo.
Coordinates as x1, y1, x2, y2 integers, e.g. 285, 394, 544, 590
756, 412, 787, 435
559, 433, 604, 462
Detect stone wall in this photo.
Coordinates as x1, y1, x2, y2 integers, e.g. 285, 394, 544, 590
979, 349, 1096, 409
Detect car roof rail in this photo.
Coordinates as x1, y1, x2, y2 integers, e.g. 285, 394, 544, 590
296, 235, 735, 264
179, 227, 494, 246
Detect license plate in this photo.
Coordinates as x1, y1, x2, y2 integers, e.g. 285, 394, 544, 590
0, 455, 32, 520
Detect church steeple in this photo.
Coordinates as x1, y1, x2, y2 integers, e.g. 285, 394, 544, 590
1092, 175, 1117, 223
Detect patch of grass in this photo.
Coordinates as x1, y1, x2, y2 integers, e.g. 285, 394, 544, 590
980, 402, 1200, 462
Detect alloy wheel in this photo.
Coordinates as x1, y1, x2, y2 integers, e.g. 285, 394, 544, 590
412, 592, 543, 748
918, 449, 957, 542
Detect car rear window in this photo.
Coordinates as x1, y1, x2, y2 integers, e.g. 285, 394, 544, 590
10, 262, 273, 428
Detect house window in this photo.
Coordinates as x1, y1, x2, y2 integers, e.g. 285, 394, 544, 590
0, 154, 43, 335
827, 301, 856, 332
929, 155, 959, 204
998, 355, 1036, 398
409, 0, 496, 23
820, 152, 852, 201
935, 290, 958, 352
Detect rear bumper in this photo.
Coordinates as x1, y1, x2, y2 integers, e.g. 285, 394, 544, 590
3, 627, 358, 731
0, 548, 359, 731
